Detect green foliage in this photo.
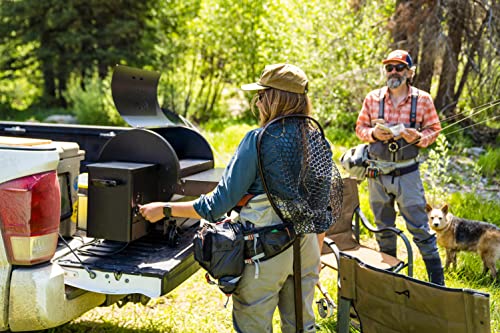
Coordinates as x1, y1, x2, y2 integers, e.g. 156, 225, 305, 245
1, 0, 498, 147
324, 125, 358, 147
65, 71, 126, 126
0, 0, 172, 107
439, 120, 476, 149
421, 134, 452, 205
478, 147, 500, 178
0, 41, 42, 111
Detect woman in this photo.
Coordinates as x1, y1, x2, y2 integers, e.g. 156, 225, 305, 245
140, 63, 323, 333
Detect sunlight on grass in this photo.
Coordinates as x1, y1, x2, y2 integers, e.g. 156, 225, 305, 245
200, 123, 256, 168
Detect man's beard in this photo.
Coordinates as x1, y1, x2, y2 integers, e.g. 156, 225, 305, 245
387, 74, 406, 89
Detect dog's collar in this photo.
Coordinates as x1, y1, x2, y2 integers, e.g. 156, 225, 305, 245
433, 219, 452, 232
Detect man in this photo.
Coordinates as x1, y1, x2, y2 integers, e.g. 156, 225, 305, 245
355, 50, 444, 285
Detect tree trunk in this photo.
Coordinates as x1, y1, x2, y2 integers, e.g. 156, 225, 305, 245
413, 3, 441, 92
434, 0, 465, 117
39, 33, 57, 105
390, 0, 439, 90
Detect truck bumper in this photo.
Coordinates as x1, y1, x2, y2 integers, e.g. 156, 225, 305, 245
8, 264, 105, 332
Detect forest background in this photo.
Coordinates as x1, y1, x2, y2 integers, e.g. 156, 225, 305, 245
0, 0, 498, 147
0, 0, 499, 331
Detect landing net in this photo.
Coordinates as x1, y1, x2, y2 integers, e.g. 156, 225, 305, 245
257, 115, 343, 234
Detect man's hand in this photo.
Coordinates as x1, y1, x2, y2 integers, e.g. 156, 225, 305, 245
139, 202, 167, 223
401, 128, 422, 143
373, 126, 394, 141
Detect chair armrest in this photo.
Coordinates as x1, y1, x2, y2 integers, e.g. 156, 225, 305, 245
322, 237, 341, 288
355, 207, 414, 277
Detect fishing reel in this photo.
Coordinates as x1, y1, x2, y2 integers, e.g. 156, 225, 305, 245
366, 165, 380, 178
316, 297, 336, 318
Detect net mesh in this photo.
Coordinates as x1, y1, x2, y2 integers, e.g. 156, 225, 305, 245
257, 115, 343, 234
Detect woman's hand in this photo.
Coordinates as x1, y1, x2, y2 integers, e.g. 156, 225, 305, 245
139, 202, 168, 223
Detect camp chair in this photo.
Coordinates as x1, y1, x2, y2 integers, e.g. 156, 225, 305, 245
337, 253, 490, 333
316, 177, 413, 318
321, 177, 413, 276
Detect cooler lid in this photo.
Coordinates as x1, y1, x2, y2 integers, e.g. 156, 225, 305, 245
0, 136, 52, 146
52, 141, 83, 159
111, 65, 184, 128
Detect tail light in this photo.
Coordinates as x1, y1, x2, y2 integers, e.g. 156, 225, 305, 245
0, 171, 61, 265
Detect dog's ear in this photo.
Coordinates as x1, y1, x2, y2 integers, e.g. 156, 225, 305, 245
441, 204, 448, 215
425, 203, 433, 212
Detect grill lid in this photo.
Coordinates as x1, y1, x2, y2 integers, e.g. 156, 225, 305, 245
111, 65, 184, 128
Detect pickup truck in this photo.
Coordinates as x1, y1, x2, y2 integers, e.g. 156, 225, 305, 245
0, 65, 223, 332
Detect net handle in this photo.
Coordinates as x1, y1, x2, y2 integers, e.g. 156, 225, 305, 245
256, 114, 326, 226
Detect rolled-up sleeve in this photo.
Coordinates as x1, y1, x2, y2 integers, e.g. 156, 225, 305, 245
356, 90, 379, 143
193, 130, 260, 222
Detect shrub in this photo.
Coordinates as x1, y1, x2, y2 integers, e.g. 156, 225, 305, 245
65, 72, 126, 126
421, 134, 452, 205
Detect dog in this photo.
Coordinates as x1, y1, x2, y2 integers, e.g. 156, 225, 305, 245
426, 203, 500, 279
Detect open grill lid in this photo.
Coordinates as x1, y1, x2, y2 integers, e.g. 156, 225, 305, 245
101, 65, 223, 200
111, 65, 185, 128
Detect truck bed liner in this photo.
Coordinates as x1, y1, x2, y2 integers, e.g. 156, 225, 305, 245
54, 220, 200, 297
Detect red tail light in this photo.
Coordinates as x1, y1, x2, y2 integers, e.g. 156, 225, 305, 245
0, 171, 61, 265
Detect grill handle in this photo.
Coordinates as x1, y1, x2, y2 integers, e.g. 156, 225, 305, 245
91, 179, 122, 187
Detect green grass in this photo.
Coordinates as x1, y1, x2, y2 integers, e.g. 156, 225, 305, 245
478, 147, 500, 178
200, 122, 256, 168
38, 123, 500, 332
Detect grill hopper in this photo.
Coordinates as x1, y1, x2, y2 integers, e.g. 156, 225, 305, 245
86, 65, 222, 241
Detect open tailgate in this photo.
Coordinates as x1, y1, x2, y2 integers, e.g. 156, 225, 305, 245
54, 219, 200, 298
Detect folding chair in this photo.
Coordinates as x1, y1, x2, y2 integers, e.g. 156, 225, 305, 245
316, 177, 413, 318
337, 253, 490, 333
321, 177, 413, 276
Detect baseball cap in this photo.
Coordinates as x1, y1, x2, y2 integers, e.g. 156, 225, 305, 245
241, 63, 308, 94
382, 50, 413, 68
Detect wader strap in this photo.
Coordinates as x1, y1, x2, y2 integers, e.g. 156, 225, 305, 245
293, 235, 304, 333
378, 89, 385, 119
410, 87, 419, 128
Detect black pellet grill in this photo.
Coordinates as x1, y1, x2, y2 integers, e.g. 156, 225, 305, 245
87, 65, 222, 242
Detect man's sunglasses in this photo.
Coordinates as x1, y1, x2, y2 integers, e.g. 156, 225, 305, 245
385, 63, 407, 72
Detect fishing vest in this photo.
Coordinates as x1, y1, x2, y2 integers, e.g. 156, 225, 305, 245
368, 87, 421, 162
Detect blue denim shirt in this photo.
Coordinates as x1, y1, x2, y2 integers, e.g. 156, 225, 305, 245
193, 128, 265, 222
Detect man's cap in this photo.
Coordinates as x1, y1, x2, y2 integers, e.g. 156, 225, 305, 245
382, 50, 413, 68
241, 63, 308, 94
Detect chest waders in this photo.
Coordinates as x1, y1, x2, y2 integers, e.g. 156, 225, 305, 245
367, 87, 421, 179
257, 115, 343, 333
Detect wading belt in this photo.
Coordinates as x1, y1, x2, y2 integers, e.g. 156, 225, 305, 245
234, 194, 296, 278
386, 162, 419, 177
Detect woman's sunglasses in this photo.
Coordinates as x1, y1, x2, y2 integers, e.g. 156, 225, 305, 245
385, 63, 407, 72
